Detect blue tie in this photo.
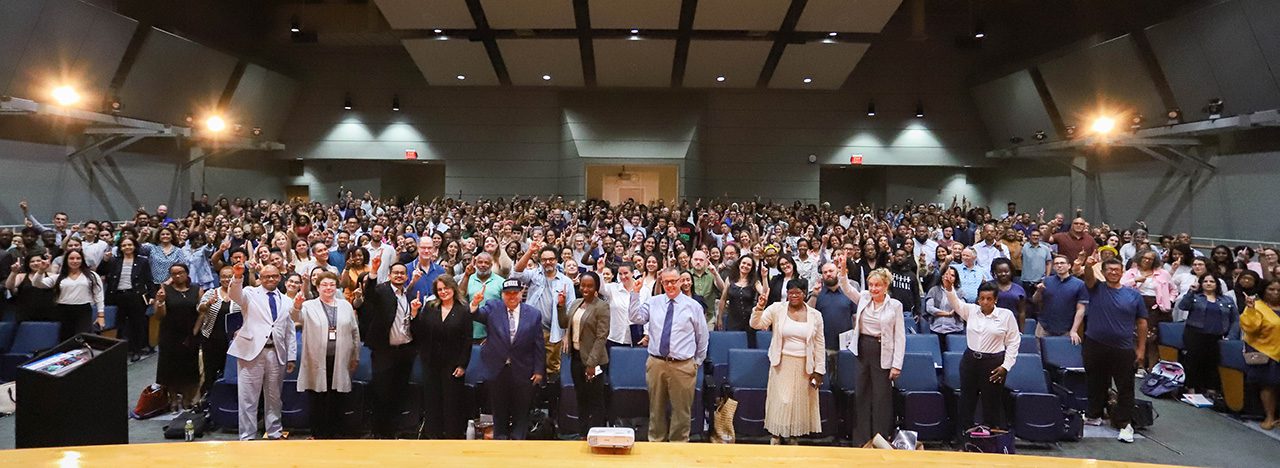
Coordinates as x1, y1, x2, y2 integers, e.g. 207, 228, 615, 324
659, 299, 674, 358
267, 291, 278, 322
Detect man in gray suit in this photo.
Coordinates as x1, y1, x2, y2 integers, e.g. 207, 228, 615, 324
228, 263, 298, 441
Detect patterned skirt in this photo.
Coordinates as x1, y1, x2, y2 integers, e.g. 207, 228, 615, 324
764, 355, 822, 438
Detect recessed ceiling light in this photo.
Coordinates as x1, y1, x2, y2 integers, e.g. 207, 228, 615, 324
630, 29, 639, 34
802, 77, 813, 84
542, 74, 552, 81
456, 75, 466, 80
828, 32, 838, 37
716, 76, 725, 82
433, 29, 443, 34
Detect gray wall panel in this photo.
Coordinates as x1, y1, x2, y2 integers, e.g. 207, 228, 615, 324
226, 64, 300, 140
0, 0, 45, 95
1040, 35, 1167, 130
117, 28, 238, 125
1, 0, 135, 103
971, 71, 1059, 146
1243, 0, 1280, 91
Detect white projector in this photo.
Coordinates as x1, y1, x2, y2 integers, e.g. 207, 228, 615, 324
586, 427, 635, 449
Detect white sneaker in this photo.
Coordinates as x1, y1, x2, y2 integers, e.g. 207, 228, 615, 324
1118, 424, 1135, 443
1084, 417, 1104, 426
1135, 369, 1147, 379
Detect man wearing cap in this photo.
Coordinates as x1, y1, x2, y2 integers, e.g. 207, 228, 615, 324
471, 278, 546, 439
626, 267, 709, 442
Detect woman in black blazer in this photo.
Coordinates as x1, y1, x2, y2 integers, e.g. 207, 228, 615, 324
557, 271, 611, 434
420, 274, 474, 439
98, 237, 153, 360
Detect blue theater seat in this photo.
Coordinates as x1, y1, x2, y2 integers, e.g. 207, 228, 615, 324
1040, 336, 1087, 411
727, 348, 770, 439
1, 322, 60, 382
896, 353, 950, 441
208, 354, 240, 429
1005, 353, 1063, 442
1158, 321, 1185, 362
753, 331, 773, 350
906, 334, 943, 368
708, 331, 748, 388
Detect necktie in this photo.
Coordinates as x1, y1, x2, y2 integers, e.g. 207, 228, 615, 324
659, 299, 675, 358
509, 309, 518, 344
267, 291, 278, 321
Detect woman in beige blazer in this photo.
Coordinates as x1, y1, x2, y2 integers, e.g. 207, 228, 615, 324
557, 271, 611, 433
289, 271, 360, 439
848, 267, 906, 447
751, 278, 826, 444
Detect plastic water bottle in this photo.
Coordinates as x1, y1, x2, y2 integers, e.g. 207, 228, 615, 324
184, 419, 194, 442
465, 420, 476, 440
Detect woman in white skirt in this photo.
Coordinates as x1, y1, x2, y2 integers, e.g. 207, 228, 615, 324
751, 278, 826, 444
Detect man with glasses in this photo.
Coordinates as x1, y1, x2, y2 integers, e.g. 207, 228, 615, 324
626, 267, 708, 442
513, 243, 576, 377
359, 262, 424, 438
1031, 255, 1089, 342
1050, 217, 1098, 264
227, 264, 298, 440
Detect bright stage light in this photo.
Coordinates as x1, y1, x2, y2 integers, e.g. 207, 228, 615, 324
1090, 116, 1116, 135
51, 86, 80, 106
205, 116, 227, 132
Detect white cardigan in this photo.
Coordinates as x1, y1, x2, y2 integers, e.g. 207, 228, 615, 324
849, 291, 906, 371
296, 298, 361, 393
751, 302, 827, 376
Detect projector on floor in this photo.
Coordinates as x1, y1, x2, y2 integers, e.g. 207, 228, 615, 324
587, 427, 635, 449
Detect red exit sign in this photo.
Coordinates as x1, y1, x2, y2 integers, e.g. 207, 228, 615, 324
850, 154, 864, 165
405, 149, 418, 160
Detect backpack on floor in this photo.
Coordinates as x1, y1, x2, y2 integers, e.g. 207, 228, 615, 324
1140, 361, 1185, 398
132, 384, 168, 420
163, 409, 207, 439
1060, 409, 1084, 441
962, 426, 1015, 454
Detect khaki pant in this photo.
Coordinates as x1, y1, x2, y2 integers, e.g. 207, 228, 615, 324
645, 356, 698, 442
544, 329, 562, 376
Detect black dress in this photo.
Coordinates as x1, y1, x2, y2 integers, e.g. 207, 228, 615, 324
725, 283, 760, 348
156, 285, 200, 388
15, 276, 57, 322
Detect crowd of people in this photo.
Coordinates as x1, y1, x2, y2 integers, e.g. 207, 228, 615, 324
2, 193, 1279, 444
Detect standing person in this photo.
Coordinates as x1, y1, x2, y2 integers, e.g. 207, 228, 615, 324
688, 251, 724, 327
1122, 249, 1176, 374
98, 238, 153, 361
942, 278, 1020, 431
420, 275, 473, 439
33, 249, 104, 341
808, 259, 856, 357
557, 271, 610, 434
405, 237, 446, 300
148, 227, 187, 286
227, 264, 299, 441
289, 272, 361, 440
718, 254, 767, 347
887, 247, 922, 330
626, 267, 708, 443
752, 279, 826, 444
1241, 280, 1280, 429
512, 244, 576, 378
848, 268, 905, 446
1176, 273, 1237, 395
923, 266, 966, 344
955, 248, 992, 304
601, 262, 636, 347
5, 254, 57, 323
359, 263, 422, 439
470, 279, 546, 440
1080, 256, 1148, 443
1020, 228, 1052, 286
154, 264, 202, 408
460, 253, 504, 342
991, 258, 1028, 331
195, 266, 240, 398
767, 256, 805, 305
1032, 255, 1089, 342
1050, 217, 1097, 264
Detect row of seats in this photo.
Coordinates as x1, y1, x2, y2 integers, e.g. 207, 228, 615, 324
1153, 321, 1261, 416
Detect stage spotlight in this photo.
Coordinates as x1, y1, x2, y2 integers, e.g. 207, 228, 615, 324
1130, 113, 1144, 131
108, 97, 123, 113
51, 86, 80, 106
866, 101, 876, 117
392, 95, 400, 111
1166, 108, 1182, 125
1034, 130, 1047, 141
343, 93, 352, 110
1064, 125, 1077, 138
184, 113, 194, 125
251, 126, 262, 137
205, 116, 226, 133
1009, 136, 1024, 144
1090, 116, 1116, 135
290, 16, 301, 33
915, 101, 924, 118
1204, 98, 1223, 119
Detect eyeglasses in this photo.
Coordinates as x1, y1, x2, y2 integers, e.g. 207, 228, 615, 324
661, 279, 680, 285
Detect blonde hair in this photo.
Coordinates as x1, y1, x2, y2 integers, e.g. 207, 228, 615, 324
866, 268, 892, 287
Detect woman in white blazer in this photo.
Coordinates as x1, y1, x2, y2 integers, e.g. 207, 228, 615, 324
848, 267, 906, 446
751, 278, 826, 444
290, 271, 361, 439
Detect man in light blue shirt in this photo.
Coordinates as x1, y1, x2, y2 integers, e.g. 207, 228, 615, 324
626, 267, 708, 442
956, 248, 992, 303
512, 244, 576, 376
1020, 229, 1052, 283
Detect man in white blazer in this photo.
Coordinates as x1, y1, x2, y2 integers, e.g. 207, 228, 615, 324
228, 263, 298, 441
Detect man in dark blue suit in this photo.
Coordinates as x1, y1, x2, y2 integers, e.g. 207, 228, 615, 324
471, 278, 546, 439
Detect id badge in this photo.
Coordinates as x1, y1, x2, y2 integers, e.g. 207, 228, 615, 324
328, 327, 337, 341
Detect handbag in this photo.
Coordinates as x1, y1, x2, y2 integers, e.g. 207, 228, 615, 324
1244, 351, 1270, 366
711, 396, 738, 444
962, 426, 1015, 454
132, 383, 169, 420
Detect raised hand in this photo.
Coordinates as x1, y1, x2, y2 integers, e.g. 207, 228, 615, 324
755, 293, 767, 310
293, 292, 305, 310
410, 292, 423, 317
371, 255, 382, 272
941, 272, 956, 291
471, 285, 486, 309
155, 286, 167, 303
557, 285, 567, 306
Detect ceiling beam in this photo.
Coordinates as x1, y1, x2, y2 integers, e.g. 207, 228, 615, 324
572, 0, 595, 86
464, 0, 511, 86
670, 0, 699, 87
395, 28, 876, 43
757, 0, 809, 88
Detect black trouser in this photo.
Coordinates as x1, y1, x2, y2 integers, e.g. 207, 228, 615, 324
959, 350, 1006, 429
489, 363, 534, 440
109, 291, 150, 354
853, 334, 894, 446
200, 333, 229, 396
55, 303, 93, 342
570, 349, 607, 433
1183, 327, 1222, 392
421, 358, 468, 439
371, 344, 417, 438
308, 355, 347, 439
1021, 282, 1040, 319
1084, 337, 1136, 427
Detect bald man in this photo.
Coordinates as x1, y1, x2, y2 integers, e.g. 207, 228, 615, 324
228, 264, 298, 440
406, 236, 446, 299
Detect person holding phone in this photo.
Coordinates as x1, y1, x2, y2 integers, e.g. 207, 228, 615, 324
751, 279, 826, 445
557, 271, 611, 435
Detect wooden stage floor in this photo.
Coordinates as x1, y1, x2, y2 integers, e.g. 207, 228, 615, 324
0, 440, 1181, 467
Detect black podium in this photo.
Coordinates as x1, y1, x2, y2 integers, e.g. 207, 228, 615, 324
15, 333, 128, 448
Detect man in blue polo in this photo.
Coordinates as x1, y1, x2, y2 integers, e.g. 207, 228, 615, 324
955, 248, 991, 303
406, 236, 446, 299
1080, 256, 1148, 443
1032, 254, 1088, 342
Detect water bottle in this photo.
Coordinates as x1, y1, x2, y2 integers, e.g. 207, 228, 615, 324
465, 420, 476, 440
184, 419, 194, 442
